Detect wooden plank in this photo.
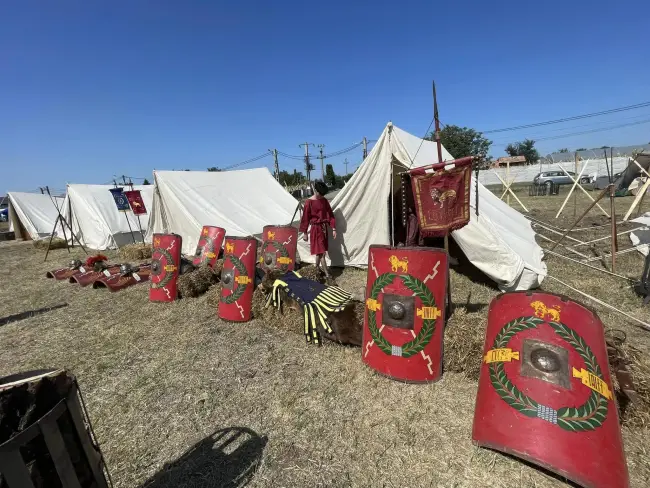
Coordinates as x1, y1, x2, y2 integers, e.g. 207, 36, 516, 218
0, 450, 36, 488
40, 411, 82, 488
65, 395, 109, 488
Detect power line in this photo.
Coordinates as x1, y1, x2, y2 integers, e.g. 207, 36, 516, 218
221, 151, 272, 171
482, 101, 650, 134
491, 118, 650, 147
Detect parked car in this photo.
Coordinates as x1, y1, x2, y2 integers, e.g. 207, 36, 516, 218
533, 171, 590, 188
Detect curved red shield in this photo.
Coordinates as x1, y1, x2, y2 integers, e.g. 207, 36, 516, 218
93, 265, 151, 292
219, 237, 257, 322
472, 292, 629, 488
149, 234, 182, 302
362, 245, 448, 382
70, 265, 121, 287
193, 226, 225, 268
260, 225, 298, 272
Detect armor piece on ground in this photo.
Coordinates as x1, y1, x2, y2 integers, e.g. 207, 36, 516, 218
265, 270, 353, 345
472, 292, 629, 488
93, 264, 151, 292
219, 236, 257, 322
260, 225, 298, 273
70, 265, 121, 287
46, 260, 83, 280
150, 233, 182, 302
362, 245, 448, 382
634, 251, 650, 304
193, 225, 225, 268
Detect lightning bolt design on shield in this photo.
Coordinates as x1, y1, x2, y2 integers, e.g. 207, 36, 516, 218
423, 261, 440, 283
364, 340, 374, 358
282, 235, 293, 246
166, 240, 176, 252
235, 301, 245, 319
370, 253, 379, 279
239, 243, 252, 260
410, 330, 434, 374
163, 287, 171, 300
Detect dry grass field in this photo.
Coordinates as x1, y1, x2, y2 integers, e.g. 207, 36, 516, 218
1, 187, 650, 487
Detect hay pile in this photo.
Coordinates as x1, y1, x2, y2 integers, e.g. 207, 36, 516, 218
442, 308, 485, 380
206, 284, 221, 309
118, 243, 152, 260
252, 288, 305, 333
296, 265, 326, 283
33, 238, 67, 250
178, 266, 219, 298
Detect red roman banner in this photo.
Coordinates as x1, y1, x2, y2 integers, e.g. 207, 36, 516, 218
410, 157, 472, 237
219, 237, 257, 322
472, 292, 629, 488
362, 245, 448, 382
124, 190, 147, 215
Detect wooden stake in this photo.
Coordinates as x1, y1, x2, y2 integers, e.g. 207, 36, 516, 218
610, 147, 617, 273
555, 160, 590, 218
506, 160, 511, 206
492, 171, 528, 212
549, 185, 611, 252
574, 152, 579, 218
558, 166, 609, 217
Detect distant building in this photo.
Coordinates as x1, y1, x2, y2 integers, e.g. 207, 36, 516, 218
0, 196, 8, 209
542, 144, 650, 163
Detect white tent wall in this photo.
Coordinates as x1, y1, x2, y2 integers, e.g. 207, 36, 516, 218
298, 123, 546, 291
7, 192, 65, 240
63, 184, 153, 250
146, 169, 302, 256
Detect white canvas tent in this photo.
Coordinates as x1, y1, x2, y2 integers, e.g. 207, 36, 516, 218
7, 192, 65, 240
299, 123, 546, 291
63, 184, 154, 250
146, 169, 301, 256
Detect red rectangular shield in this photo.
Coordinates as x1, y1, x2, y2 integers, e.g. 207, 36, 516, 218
150, 234, 182, 302
219, 237, 257, 322
260, 225, 298, 272
70, 266, 121, 287
362, 245, 448, 382
92, 266, 151, 292
193, 226, 225, 267
472, 292, 629, 488
124, 190, 147, 215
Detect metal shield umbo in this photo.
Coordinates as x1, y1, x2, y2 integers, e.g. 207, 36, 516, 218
362, 245, 448, 382
193, 225, 225, 268
219, 237, 257, 322
472, 292, 629, 488
149, 233, 182, 302
260, 225, 298, 272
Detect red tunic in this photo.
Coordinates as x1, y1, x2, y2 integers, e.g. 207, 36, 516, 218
300, 197, 336, 255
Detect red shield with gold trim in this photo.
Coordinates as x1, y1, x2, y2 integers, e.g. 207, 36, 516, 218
362, 245, 448, 382
260, 225, 298, 272
70, 265, 121, 287
219, 237, 257, 322
149, 233, 182, 302
193, 225, 225, 268
472, 292, 629, 488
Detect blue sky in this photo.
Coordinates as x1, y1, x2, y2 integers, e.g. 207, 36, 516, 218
2, 0, 649, 194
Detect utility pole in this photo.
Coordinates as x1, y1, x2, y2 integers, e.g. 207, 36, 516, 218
344, 158, 349, 176
270, 149, 280, 181
317, 144, 326, 181
362, 137, 368, 159
299, 142, 314, 185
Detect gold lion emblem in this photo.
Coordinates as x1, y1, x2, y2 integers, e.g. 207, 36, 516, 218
389, 255, 408, 273
530, 301, 561, 321
267, 231, 276, 240
225, 242, 234, 254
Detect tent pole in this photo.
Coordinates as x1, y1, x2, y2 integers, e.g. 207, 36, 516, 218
390, 163, 395, 246
43, 215, 61, 263
65, 195, 88, 254
609, 147, 617, 273
45, 186, 71, 254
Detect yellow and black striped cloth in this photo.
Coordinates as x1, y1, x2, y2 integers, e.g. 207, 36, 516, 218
265, 270, 353, 344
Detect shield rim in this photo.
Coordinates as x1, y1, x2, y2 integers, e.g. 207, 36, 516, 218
364, 244, 450, 384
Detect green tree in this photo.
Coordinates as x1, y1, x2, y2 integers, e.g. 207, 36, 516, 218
505, 139, 540, 165
207, 167, 221, 172
576, 148, 587, 152
279, 169, 305, 187
142, 178, 151, 185
558, 148, 569, 153
325, 164, 337, 187
600, 145, 610, 149
428, 125, 492, 165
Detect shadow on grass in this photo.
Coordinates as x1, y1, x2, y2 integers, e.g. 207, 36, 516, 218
140, 427, 267, 488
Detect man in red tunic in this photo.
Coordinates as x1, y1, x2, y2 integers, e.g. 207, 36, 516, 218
300, 181, 337, 278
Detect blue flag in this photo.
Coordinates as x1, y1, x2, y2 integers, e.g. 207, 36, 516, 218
109, 187, 130, 212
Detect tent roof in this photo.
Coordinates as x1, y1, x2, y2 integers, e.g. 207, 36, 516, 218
64, 184, 154, 250
146, 168, 300, 255
299, 122, 546, 291
7, 192, 65, 240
